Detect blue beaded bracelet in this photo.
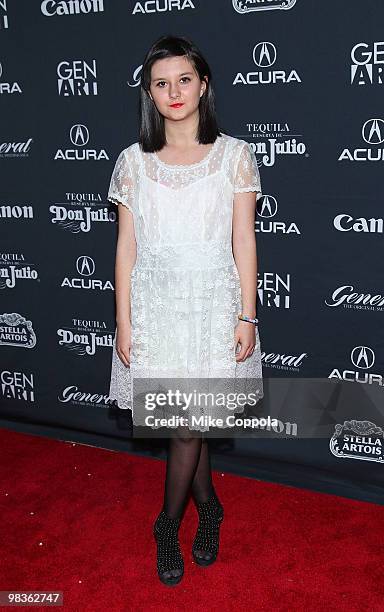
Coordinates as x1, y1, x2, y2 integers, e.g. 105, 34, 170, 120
238, 313, 259, 326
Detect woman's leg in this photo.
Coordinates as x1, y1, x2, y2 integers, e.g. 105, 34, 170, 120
191, 438, 224, 564
154, 428, 202, 584
191, 438, 214, 503
163, 432, 203, 518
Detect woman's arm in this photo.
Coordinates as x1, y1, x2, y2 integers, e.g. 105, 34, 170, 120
232, 190, 258, 318
232, 190, 258, 362
115, 205, 137, 326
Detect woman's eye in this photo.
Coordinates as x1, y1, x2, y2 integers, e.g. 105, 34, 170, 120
156, 77, 191, 87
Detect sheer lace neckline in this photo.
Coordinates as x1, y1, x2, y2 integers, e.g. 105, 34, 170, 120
153, 135, 221, 170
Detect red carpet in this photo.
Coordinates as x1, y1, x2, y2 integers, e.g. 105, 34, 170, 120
0, 427, 383, 611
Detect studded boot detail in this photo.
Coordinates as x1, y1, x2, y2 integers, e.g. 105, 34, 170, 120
192, 492, 224, 566
153, 510, 184, 586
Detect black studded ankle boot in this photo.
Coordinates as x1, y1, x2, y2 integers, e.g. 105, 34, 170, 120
192, 491, 224, 566
153, 510, 184, 586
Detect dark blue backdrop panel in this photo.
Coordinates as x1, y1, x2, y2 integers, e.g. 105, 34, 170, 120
1, 1, 383, 499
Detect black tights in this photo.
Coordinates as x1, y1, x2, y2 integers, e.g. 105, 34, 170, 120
162, 429, 215, 519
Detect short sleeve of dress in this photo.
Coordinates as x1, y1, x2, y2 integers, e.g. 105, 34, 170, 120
234, 141, 262, 201
107, 148, 134, 213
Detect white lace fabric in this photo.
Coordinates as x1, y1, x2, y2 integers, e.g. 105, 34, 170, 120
107, 132, 264, 431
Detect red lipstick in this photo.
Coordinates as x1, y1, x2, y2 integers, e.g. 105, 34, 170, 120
169, 103, 184, 108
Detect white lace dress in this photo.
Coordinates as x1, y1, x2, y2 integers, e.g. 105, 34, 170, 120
107, 132, 264, 431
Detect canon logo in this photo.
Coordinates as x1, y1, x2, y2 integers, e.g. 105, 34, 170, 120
41, 0, 104, 16
334, 214, 384, 233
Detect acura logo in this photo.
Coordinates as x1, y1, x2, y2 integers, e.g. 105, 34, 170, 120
70, 124, 89, 147
362, 119, 384, 145
76, 255, 95, 276
257, 195, 278, 218
253, 42, 277, 68
350, 346, 375, 369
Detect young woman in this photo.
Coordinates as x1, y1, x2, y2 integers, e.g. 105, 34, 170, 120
107, 34, 263, 586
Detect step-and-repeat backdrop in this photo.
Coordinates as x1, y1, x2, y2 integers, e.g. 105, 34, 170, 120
1, 1, 383, 495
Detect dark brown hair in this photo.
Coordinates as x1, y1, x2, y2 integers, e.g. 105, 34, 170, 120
138, 34, 222, 152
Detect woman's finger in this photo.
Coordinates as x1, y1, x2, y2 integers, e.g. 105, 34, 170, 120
237, 343, 255, 362
117, 347, 130, 367
236, 343, 250, 362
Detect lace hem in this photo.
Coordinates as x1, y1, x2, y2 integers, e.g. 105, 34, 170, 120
108, 194, 133, 213
234, 187, 263, 199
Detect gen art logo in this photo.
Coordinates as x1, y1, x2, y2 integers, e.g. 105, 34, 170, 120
257, 272, 291, 309
57, 59, 98, 96
350, 41, 384, 85
0, 1, 9, 29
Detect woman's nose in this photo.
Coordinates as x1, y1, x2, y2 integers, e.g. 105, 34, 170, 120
169, 86, 180, 98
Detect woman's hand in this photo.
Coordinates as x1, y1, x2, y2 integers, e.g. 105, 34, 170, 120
234, 320, 256, 362
116, 322, 132, 367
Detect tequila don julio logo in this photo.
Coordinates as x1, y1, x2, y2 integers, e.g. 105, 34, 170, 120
245, 123, 307, 167
50, 192, 114, 233
330, 420, 383, 463
57, 318, 113, 356
0, 253, 39, 289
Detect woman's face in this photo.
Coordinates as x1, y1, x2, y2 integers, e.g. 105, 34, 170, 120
148, 55, 206, 121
